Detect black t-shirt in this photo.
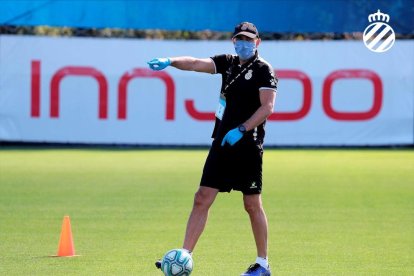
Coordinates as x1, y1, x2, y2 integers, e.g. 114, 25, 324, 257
211, 53, 278, 144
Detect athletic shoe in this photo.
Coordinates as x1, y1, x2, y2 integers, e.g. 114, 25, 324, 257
155, 260, 161, 269
240, 263, 271, 276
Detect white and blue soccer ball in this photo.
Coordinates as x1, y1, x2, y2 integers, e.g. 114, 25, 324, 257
161, 248, 193, 276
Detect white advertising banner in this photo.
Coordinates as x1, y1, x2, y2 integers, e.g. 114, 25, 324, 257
0, 35, 413, 146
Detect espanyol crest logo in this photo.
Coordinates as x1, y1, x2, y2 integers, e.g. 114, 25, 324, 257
245, 69, 253, 80
363, 10, 395, 53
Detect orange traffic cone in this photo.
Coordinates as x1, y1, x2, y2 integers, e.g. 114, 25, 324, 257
56, 216, 76, 257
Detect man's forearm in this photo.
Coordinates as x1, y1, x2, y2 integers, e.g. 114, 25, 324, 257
242, 103, 274, 131
170, 56, 199, 71
169, 57, 215, 73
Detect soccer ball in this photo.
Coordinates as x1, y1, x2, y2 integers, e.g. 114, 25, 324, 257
161, 248, 193, 276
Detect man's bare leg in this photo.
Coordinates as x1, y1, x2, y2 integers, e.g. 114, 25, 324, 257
243, 194, 268, 258
183, 186, 219, 251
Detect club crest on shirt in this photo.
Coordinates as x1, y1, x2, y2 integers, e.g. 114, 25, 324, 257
245, 69, 253, 80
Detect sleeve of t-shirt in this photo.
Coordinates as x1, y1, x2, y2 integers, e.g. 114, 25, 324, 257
210, 54, 232, 75
257, 63, 278, 92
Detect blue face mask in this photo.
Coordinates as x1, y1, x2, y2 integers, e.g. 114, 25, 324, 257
234, 40, 257, 60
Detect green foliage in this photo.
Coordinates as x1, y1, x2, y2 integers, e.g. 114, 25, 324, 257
0, 149, 413, 275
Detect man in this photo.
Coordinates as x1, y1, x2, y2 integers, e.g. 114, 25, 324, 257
148, 22, 277, 276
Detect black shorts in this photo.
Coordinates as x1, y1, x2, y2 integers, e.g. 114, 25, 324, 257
200, 139, 263, 195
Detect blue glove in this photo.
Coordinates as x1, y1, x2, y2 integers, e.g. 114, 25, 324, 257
221, 128, 244, 146
147, 58, 171, 71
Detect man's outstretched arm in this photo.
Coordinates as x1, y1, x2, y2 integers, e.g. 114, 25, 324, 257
148, 57, 215, 74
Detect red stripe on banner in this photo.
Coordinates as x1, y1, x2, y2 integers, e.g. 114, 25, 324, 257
50, 67, 108, 119
30, 60, 41, 117
322, 69, 383, 121
185, 99, 215, 121
269, 70, 312, 121
118, 68, 175, 121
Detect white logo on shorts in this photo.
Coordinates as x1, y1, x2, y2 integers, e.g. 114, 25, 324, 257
250, 182, 257, 189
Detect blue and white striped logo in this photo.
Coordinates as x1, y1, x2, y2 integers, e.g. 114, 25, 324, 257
363, 10, 395, 53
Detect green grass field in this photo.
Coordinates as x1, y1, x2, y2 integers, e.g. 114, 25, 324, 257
0, 148, 413, 275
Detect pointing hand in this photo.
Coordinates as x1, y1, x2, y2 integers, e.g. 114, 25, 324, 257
147, 58, 171, 71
